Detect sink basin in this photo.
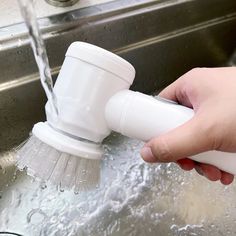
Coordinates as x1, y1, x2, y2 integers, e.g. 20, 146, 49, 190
0, 0, 236, 235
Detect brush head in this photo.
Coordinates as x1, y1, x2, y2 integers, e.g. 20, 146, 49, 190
15, 42, 136, 192
16, 122, 103, 192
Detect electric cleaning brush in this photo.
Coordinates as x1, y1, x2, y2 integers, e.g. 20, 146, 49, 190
16, 42, 136, 191
17, 42, 236, 192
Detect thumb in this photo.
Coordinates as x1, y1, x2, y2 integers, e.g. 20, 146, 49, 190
141, 116, 213, 163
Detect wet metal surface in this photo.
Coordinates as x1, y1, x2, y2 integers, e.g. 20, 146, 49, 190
0, 0, 236, 152
0, 0, 236, 235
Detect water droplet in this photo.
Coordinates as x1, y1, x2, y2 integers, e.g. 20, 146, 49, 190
18, 39, 23, 47
27, 209, 46, 224
40, 183, 47, 189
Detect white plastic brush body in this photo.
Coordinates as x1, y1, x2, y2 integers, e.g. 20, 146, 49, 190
105, 90, 236, 175
17, 42, 135, 191
17, 41, 236, 193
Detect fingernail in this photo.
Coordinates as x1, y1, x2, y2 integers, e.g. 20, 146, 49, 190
141, 147, 157, 163
195, 165, 204, 176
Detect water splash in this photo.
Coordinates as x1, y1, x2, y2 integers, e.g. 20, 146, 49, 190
17, 0, 58, 116
1, 134, 236, 235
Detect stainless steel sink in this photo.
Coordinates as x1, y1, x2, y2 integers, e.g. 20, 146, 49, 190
0, 0, 236, 235
1, 0, 236, 152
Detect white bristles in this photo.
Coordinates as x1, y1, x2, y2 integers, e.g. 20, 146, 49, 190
16, 135, 100, 192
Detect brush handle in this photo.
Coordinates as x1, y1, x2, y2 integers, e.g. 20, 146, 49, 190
105, 90, 236, 175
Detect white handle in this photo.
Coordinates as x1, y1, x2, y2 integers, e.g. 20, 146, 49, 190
105, 90, 236, 175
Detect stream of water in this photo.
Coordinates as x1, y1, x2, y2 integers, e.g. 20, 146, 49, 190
17, 0, 58, 116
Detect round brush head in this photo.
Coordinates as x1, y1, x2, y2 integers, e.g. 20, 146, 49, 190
16, 41, 136, 192
16, 122, 103, 192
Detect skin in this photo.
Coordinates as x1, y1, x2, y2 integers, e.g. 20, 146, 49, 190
140, 67, 236, 185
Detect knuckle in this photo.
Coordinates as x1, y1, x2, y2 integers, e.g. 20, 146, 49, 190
183, 68, 201, 79
183, 67, 208, 82
151, 137, 174, 162
189, 67, 208, 76
179, 68, 206, 94
188, 67, 202, 75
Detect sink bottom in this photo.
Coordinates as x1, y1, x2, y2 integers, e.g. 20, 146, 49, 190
0, 133, 236, 236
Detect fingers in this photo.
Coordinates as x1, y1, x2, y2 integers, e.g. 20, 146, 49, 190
176, 158, 195, 171
194, 163, 234, 185
140, 146, 157, 163
143, 68, 236, 185
220, 171, 234, 185
158, 73, 193, 108
158, 81, 180, 102
141, 116, 211, 163
200, 163, 221, 181
177, 159, 221, 181
166, 157, 234, 185
199, 164, 234, 185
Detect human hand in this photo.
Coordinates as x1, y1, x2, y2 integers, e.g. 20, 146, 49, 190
141, 67, 236, 185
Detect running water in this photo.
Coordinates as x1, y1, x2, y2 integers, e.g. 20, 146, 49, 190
17, 0, 58, 116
